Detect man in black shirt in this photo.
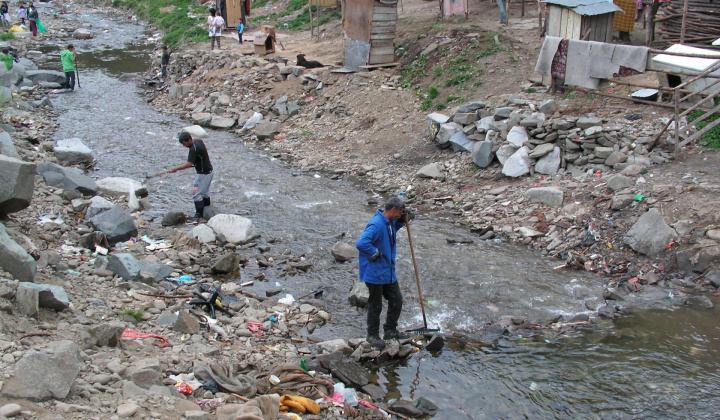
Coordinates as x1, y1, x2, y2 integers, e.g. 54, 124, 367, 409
169, 132, 214, 218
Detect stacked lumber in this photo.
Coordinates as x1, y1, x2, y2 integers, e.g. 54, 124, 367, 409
657, 0, 720, 49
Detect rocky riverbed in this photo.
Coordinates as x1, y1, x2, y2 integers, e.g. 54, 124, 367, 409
1, 1, 719, 419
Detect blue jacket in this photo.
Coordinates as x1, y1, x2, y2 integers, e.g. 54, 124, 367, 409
356, 209, 406, 284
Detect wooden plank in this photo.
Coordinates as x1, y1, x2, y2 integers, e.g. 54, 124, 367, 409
372, 13, 397, 21
572, 12, 582, 39
359, 62, 400, 69
370, 46, 395, 56
560, 7, 569, 38
548, 6, 561, 38
606, 15, 614, 42
344, 0, 374, 43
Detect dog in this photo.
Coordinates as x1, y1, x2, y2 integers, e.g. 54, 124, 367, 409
296, 54, 324, 69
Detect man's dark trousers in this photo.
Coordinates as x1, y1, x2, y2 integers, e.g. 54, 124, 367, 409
365, 282, 403, 337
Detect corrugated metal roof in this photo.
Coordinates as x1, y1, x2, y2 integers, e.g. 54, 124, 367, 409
541, 0, 623, 16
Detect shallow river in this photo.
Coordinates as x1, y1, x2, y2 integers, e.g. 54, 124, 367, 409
41, 13, 720, 419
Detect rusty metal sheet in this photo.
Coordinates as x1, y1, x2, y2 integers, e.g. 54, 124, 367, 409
344, 0, 374, 43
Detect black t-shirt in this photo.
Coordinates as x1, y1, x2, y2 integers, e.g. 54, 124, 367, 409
187, 139, 213, 174
161, 51, 170, 65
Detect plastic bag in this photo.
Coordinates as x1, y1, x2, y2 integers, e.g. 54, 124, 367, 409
36, 19, 47, 33
8, 25, 23, 32
241, 112, 263, 130
128, 186, 140, 212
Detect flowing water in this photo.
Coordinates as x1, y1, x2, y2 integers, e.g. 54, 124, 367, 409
41, 14, 720, 419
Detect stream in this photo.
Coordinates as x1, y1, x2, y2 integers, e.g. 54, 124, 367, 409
40, 12, 720, 419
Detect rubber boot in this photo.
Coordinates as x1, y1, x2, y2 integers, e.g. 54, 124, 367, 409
203, 197, 211, 207
192, 201, 204, 219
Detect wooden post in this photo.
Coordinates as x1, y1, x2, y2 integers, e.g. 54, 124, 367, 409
680, 0, 690, 44
538, 0, 542, 35
309, 0, 313, 38
674, 87, 680, 155
521, 0, 525, 18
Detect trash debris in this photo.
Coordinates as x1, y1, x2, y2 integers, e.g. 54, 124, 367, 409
121, 329, 171, 347
246, 320, 264, 336
634, 194, 646, 202
38, 212, 64, 225
278, 294, 295, 305
166, 275, 195, 285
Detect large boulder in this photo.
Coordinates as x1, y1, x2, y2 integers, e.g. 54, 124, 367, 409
416, 162, 444, 179
0, 131, 20, 159
36, 162, 97, 196
73, 28, 93, 39
107, 253, 141, 282
207, 214, 256, 245
0, 340, 82, 401
471, 140, 494, 168
331, 242, 358, 262
84, 196, 114, 219
254, 121, 280, 141
53, 138, 95, 164
624, 209, 677, 257
496, 144, 518, 165
96, 177, 147, 198
89, 206, 138, 245
506, 126, 528, 148
502, 147, 531, 177
449, 131, 476, 153
137, 260, 174, 283
426, 113, 450, 141
525, 187, 564, 208
435, 122, 463, 147
24, 70, 66, 85
17, 283, 70, 311
209, 116, 236, 129
0, 224, 36, 282
534, 146, 561, 175
0, 155, 35, 214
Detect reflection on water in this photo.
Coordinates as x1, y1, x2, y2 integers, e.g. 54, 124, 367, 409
46, 13, 720, 419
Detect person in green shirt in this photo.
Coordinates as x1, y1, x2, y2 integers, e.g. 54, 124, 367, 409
0, 49, 13, 71
60, 44, 76, 90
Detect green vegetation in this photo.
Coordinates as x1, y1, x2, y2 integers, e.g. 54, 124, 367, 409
123, 309, 145, 321
111, 0, 207, 46
249, 0, 341, 30
0, 33, 14, 40
301, 131, 313, 136
689, 110, 720, 149
427, 87, 439, 100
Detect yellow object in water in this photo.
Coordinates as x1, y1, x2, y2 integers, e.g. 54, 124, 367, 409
8, 25, 24, 32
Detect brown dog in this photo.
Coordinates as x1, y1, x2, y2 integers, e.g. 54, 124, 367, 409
297, 54, 324, 69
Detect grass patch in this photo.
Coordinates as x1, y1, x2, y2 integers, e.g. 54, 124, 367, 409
689, 110, 720, 149
434, 103, 447, 110
301, 131, 313, 136
111, 0, 207, 46
427, 87, 439, 100
420, 98, 433, 111
0, 33, 14, 40
123, 309, 145, 321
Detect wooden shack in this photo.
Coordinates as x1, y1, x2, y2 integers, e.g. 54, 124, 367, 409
542, 0, 622, 43
343, 0, 398, 70
218, 0, 250, 28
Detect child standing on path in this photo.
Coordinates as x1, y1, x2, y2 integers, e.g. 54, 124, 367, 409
207, 8, 224, 51
0, 49, 13, 71
236, 19, 244, 45
16, 1, 26, 25
160, 45, 170, 78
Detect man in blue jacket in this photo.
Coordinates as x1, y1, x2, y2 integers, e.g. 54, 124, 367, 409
356, 197, 412, 348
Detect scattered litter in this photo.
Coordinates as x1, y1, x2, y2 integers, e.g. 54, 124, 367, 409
67, 269, 82, 276
195, 397, 224, 408
121, 329, 171, 347
278, 294, 295, 305
634, 194, 646, 202
169, 372, 203, 395
246, 320, 264, 336
529, 382, 538, 391
166, 275, 195, 285
38, 213, 64, 225
94, 244, 108, 255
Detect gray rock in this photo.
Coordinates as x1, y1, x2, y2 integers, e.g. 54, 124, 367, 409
211, 252, 240, 274
84, 196, 114, 219
449, 131, 476, 152
534, 146, 561, 175
496, 144, 518, 165
539, 99, 558, 114
0, 131, 20, 159
54, 138, 95, 164
17, 282, 69, 310
207, 214, 256, 245
87, 323, 124, 347
494, 107, 513, 120
435, 122, 463, 147
24, 70, 66, 85
0, 224, 36, 282
506, 126, 528, 148
502, 147, 531, 177
329, 359, 369, 389
624, 209, 677, 256
89, 206, 138, 245
610, 193, 635, 210
425, 113, 449, 140
676, 244, 719, 274
1, 340, 81, 401
96, 177, 147, 198
528, 143, 554, 159
331, 242, 358, 262
128, 361, 164, 390
107, 253, 141, 282
471, 140, 494, 168
576, 117, 603, 129
254, 121, 281, 141
73, 28, 93, 39
593, 146, 614, 159
475, 116, 494, 133
156, 312, 178, 326
348, 282, 369, 307
15, 285, 38, 317
209, 116, 236, 129
457, 102, 485, 112
174, 310, 200, 334
606, 175, 634, 191
191, 224, 216, 243
453, 112, 478, 126
0, 403, 22, 417
137, 260, 174, 283
605, 151, 627, 166
36, 162, 97, 196
416, 162, 444, 179
525, 187, 564, 207
621, 164, 646, 176
191, 112, 212, 126
0, 155, 35, 214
